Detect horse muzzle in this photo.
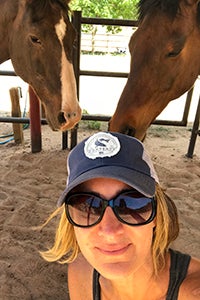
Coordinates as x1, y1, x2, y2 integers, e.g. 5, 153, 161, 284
58, 108, 82, 131
108, 120, 136, 137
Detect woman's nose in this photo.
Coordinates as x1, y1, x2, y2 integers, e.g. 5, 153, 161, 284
97, 207, 124, 236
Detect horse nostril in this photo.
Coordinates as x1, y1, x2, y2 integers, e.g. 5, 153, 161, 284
122, 127, 136, 137
58, 112, 66, 124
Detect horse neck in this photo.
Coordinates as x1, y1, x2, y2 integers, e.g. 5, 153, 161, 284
0, 0, 19, 63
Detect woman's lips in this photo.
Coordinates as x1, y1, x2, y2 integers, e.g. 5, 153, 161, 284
95, 244, 131, 256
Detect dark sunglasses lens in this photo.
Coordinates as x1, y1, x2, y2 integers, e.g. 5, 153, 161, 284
66, 194, 103, 226
114, 193, 153, 225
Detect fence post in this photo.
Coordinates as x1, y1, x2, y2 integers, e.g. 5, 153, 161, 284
186, 96, 200, 158
182, 87, 193, 125
29, 86, 42, 153
9, 87, 24, 144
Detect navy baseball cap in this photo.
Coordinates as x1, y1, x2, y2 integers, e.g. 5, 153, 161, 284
57, 132, 158, 206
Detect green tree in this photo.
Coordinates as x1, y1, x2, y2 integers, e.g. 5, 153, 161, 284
70, 0, 139, 53
70, 0, 139, 19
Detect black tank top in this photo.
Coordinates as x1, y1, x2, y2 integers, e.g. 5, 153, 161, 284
92, 249, 191, 300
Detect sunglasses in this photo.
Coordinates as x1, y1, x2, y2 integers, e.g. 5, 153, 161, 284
65, 190, 156, 228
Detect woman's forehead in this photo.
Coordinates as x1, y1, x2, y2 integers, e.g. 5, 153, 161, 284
72, 177, 132, 193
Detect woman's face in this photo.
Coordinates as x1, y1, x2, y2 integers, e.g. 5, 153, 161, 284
73, 178, 156, 279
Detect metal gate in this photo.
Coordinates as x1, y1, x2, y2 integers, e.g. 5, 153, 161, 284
0, 11, 198, 156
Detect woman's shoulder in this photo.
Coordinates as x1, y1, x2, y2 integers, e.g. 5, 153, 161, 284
179, 256, 200, 299
68, 253, 94, 300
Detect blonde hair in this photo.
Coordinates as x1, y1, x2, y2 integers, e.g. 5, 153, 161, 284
152, 184, 179, 274
40, 183, 179, 275
39, 207, 79, 263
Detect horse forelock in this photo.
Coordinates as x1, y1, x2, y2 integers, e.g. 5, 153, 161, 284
26, 0, 70, 23
138, 0, 180, 21
138, 0, 200, 24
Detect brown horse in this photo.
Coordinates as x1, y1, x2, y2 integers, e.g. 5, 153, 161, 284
109, 0, 200, 140
0, 0, 81, 131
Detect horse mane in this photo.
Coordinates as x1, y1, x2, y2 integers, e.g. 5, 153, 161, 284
138, 0, 200, 25
27, 0, 70, 22
137, 0, 180, 21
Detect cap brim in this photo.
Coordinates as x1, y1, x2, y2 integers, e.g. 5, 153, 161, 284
57, 166, 155, 206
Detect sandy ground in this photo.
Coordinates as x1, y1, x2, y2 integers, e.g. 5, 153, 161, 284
0, 120, 199, 299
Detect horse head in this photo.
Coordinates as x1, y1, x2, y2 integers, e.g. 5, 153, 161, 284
6, 0, 81, 131
109, 0, 200, 140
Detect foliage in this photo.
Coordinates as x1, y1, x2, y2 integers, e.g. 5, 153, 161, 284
70, 0, 139, 20
81, 109, 101, 130
87, 120, 101, 130
70, 0, 139, 34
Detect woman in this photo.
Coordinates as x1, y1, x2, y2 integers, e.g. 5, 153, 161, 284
41, 131, 200, 299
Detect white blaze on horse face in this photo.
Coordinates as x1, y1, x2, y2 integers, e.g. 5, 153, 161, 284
55, 16, 78, 118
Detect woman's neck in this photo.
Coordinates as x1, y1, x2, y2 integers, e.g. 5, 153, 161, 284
99, 258, 170, 300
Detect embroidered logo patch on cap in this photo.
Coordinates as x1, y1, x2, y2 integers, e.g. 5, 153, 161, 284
84, 132, 120, 159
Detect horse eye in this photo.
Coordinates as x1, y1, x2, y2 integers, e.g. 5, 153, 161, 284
30, 35, 41, 44
167, 49, 181, 57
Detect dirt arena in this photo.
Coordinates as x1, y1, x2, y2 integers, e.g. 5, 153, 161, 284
0, 121, 199, 299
